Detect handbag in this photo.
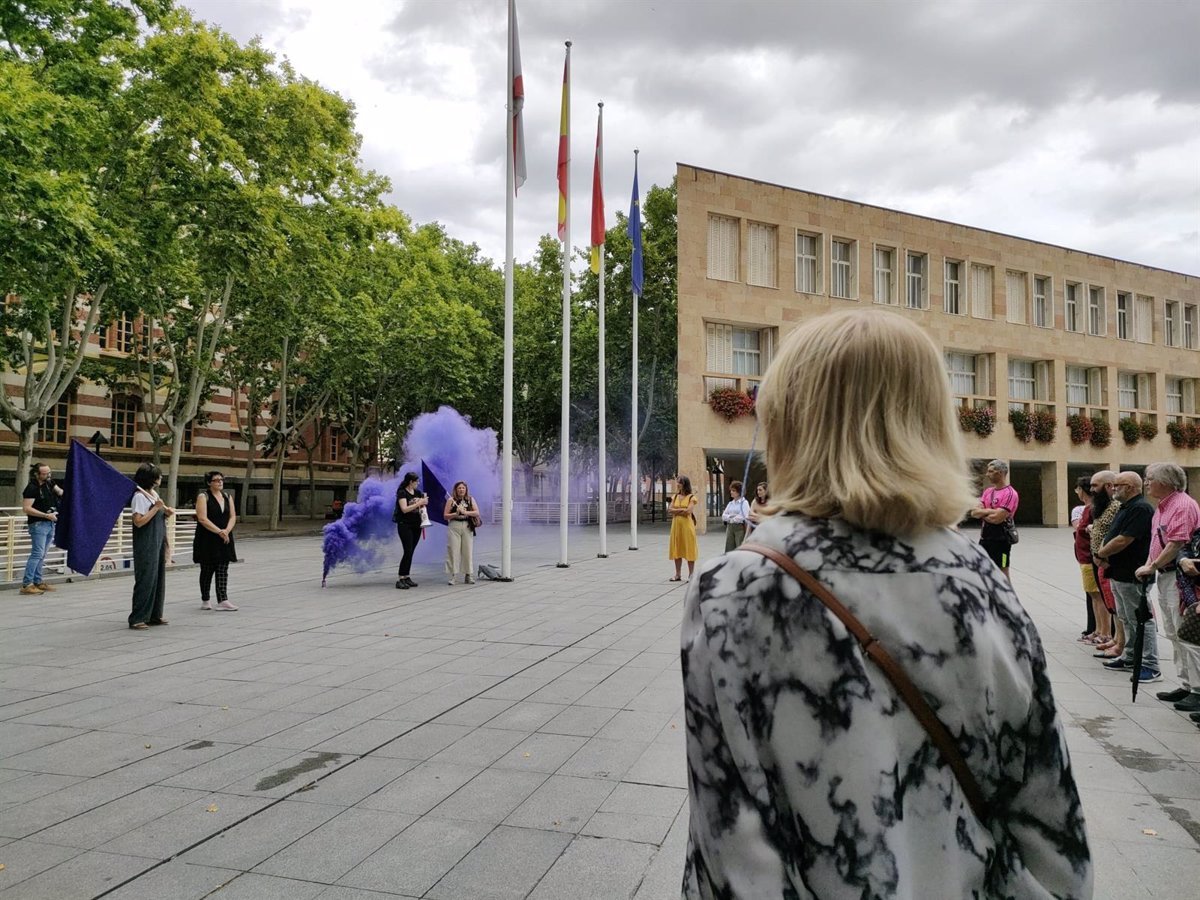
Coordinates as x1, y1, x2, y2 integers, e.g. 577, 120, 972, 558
1178, 602, 1200, 646
1002, 517, 1020, 545
739, 542, 989, 822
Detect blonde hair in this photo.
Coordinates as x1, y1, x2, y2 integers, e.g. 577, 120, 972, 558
758, 309, 974, 536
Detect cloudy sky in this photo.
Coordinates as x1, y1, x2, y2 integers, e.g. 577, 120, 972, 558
183, 0, 1199, 274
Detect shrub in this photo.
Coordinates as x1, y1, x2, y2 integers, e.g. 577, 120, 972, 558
1009, 409, 1031, 443
1090, 416, 1112, 448
1167, 421, 1186, 448
1066, 413, 1094, 445
1172, 422, 1200, 450
958, 405, 996, 437
1118, 417, 1141, 445
708, 387, 755, 421
1138, 420, 1158, 442
1030, 410, 1057, 443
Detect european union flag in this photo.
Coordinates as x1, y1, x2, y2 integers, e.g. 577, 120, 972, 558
628, 156, 643, 297
54, 440, 136, 575
421, 461, 448, 526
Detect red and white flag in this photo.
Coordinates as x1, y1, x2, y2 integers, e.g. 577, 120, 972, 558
509, 0, 526, 192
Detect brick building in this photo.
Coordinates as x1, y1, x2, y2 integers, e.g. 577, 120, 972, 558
1, 313, 364, 513
677, 164, 1200, 525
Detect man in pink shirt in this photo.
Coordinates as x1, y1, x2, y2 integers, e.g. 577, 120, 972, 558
969, 459, 1019, 582
1136, 463, 1200, 712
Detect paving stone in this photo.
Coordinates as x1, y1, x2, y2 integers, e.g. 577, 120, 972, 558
429, 727, 529, 767
186, 871, 328, 899
485, 701, 568, 732
0, 724, 87, 763
31, 785, 207, 850
0, 773, 82, 806
538, 704, 619, 737
556, 737, 653, 782
599, 783, 688, 818
355, 761, 483, 816
504, 775, 616, 834
337, 816, 491, 896
179, 799, 341, 871
430, 769, 549, 824
433, 696, 517, 726
623, 742, 689, 789
528, 835, 656, 900
99, 791, 273, 860
158, 744, 298, 792
0, 849, 153, 900
252, 808, 417, 883
288, 756, 419, 807
102, 861, 237, 899
426, 825, 571, 900
0, 839, 80, 888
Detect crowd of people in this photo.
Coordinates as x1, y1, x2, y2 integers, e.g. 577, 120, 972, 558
1074, 464, 1200, 718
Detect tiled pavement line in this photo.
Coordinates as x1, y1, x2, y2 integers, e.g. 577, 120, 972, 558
85, 548, 688, 899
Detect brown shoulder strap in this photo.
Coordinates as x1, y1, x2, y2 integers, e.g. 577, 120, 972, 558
739, 542, 988, 821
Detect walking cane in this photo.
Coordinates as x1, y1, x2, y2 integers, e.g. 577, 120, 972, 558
1130, 575, 1154, 702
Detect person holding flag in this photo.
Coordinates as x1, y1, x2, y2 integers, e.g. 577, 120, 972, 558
129, 463, 173, 630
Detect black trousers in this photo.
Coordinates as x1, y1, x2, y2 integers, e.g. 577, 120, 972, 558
396, 524, 420, 577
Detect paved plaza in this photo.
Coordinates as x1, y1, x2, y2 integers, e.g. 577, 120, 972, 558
1, 522, 1197, 899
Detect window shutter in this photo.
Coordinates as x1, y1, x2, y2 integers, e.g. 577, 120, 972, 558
1087, 368, 1103, 406
1006, 272, 1027, 324
975, 354, 991, 396
971, 265, 993, 318
706, 323, 733, 374
1136, 374, 1151, 410
1184, 379, 1197, 414
1034, 361, 1051, 402
761, 328, 774, 369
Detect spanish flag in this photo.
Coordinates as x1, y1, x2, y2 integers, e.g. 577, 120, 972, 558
556, 45, 570, 241
590, 104, 604, 274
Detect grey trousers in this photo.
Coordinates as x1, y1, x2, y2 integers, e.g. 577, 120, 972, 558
1156, 570, 1200, 692
1111, 579, 1159, 671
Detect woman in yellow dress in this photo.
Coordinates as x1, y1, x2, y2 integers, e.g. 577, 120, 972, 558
669, 475, 699, 581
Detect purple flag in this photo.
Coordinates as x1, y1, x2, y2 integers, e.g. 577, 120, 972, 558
54, 440, 136, 575
421, 461, 448, 526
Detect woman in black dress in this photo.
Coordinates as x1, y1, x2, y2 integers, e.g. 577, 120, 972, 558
395, 471, 427, 589
194, 471, 238, 611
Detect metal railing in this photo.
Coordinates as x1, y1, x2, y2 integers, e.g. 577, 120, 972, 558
1, 508, 197, 584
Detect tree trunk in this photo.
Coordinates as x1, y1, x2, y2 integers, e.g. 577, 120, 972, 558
307, 453, 317, 519
15, 423, 38, 492
164, 424, 186, 509
268, 336, 289, 532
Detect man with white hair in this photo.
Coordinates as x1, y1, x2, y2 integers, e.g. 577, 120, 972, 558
1136, 463, 1200, 711
1095, 471, 1160, 683
969, 459, 1019, 582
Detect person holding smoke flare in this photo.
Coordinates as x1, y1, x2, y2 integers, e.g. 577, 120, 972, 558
394, 472, 427, 589
668, 475, 699, 581
444, 480, 480, 585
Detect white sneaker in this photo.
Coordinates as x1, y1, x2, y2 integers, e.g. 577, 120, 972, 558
214, 601, 239, 611
200, 601, 212, 611
448, 578, 455, 585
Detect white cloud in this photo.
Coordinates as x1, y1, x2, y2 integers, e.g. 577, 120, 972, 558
182, 0, 1199, 274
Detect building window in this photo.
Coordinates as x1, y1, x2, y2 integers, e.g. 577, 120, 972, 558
1165, 300, 1181, 347
944, 352, 976, 396
1008, 359, 1036, 404
182, 419, 194, 453
795, 231, 821, 294
1064, 282, 1081, 333
1166, 377, 1183, 417
830, 239, 855, 299
1033, 276, 1051, 328
746, 222, 777, 288
1116, 292, 1131, 340
873, 246, 895, 304
115, 314, 136, 353
1135, 295, 1153, 343
329, 427, 344, 461
1066, 366, 1090, 406
1087, 285, 1105, 336
111, 396, 138, 449
905, 252, 927, 309
1006, 271, 1027, 324
944, 260, 962, 315
98, 323, 110, 350
705, 323, 770, 378
707, 214, 739, 282
1117, 371, 1151, 412
39, 396, 70, 444
1185, 304, 1198, 350
969, 264, 993, 319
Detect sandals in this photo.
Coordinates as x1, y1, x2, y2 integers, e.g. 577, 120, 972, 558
129, 622, 149, 630
669, 576, 682, 582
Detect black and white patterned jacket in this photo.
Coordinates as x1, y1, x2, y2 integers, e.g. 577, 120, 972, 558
681, 513, 1091, 899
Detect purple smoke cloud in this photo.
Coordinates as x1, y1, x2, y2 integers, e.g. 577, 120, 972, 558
321, 406, 499, 585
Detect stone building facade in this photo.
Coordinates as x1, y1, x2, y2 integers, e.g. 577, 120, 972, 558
677, 164, 1200, 525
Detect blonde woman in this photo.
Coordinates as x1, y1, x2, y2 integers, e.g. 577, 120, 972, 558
668, 475, 698, 581
682, 310, 1090, 899
444, 481, 479, 585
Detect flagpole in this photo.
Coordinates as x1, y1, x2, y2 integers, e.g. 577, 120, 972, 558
629, 149, 640, 551
557, 41, 571, 568
595, 102, 607, 559
500, 0, 519, 581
